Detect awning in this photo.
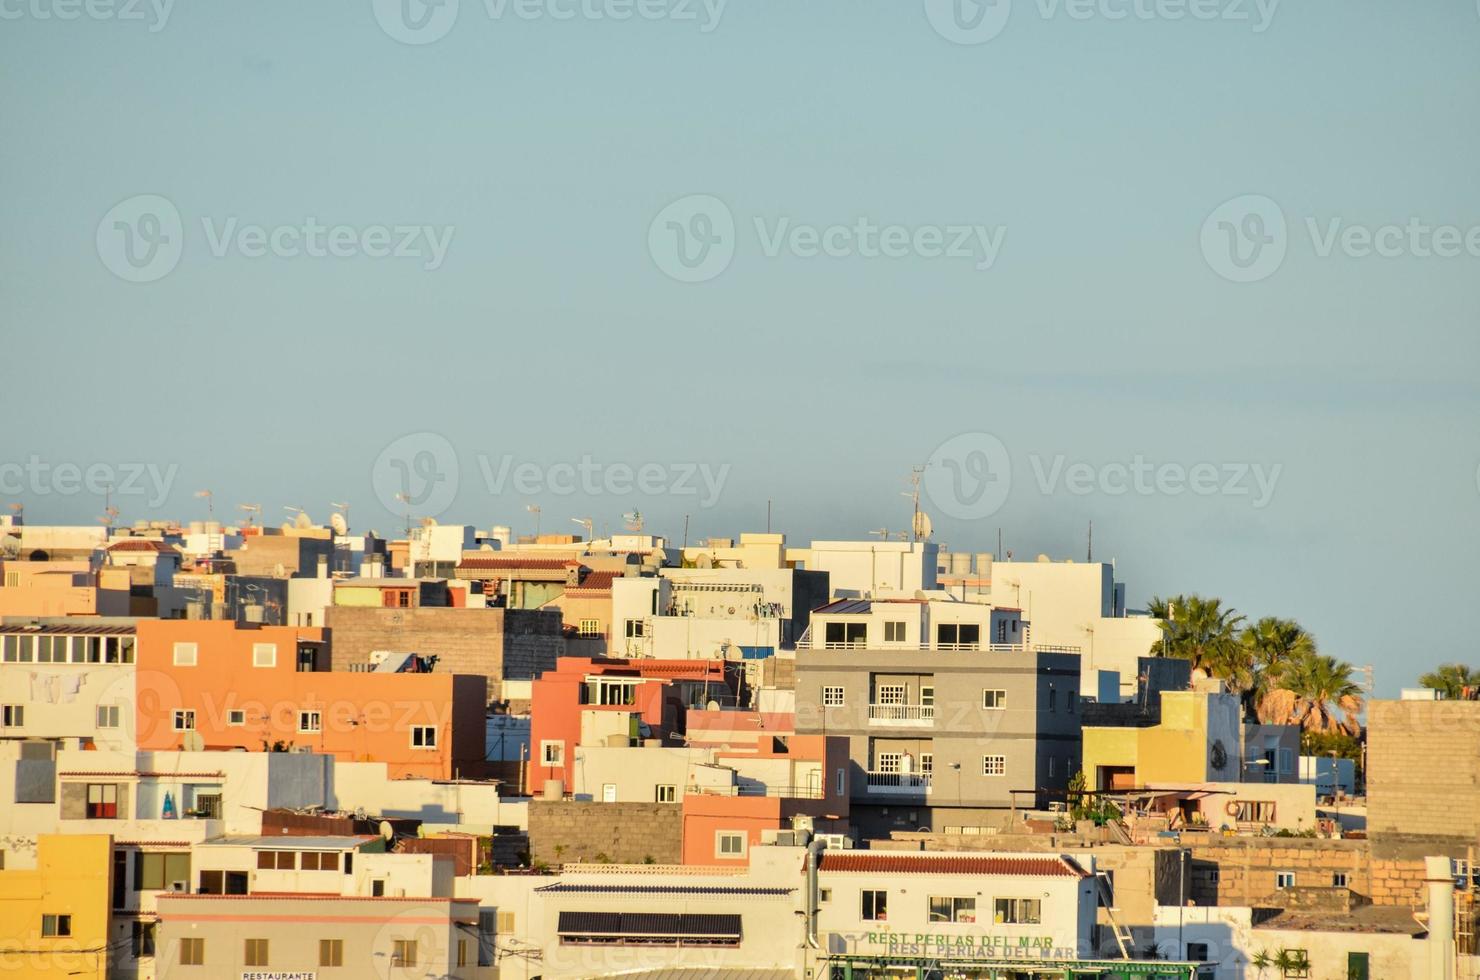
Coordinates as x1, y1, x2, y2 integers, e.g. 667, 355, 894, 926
557, 912, 741, 941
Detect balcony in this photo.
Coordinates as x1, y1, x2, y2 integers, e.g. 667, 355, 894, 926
864, 771, 932, 795
867, 703, 935, 725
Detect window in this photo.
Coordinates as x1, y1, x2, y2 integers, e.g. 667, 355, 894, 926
589, 678, 637, 705
252, 643, 276, 667
132, 921, 157, 958
983, 755, 1006, 776
1, 705, 23, 728
996, 619, 1007, 643
298, 710, 322, 733
1068, 690, 1077, 713
1281, 948, 1310, 979
319, 939, 343, 967
921, 686, 935, 707
1332, 872, 1349, 888
541, 740, 565, 766
136, 853, 191, 891
983, 689, 1006, 709
1276, 871, 1296, 889
1208, 869, 1221, 884
716, 832, 746, 858
371, 878, 386, 897
1048, 756, 1056, 778
578, 619, 601, 637
410, 726, 437, 749
244, 938, 269, 967
861, 889, 887, 921
824, 621, 867, 647
172, 709, 195, 731
994, 897, 1042, 924
819, 888, 832, 903
86, 783, 118, 819
624, 619, 646, 638
919, 753, 934, 777
1278, 747, 1295, 774
1348, 952, 1370, 980
96, 705, 120, 729
877, 684, 906, 706
928, 896, 976, 923
300, 852, 339, 871
197, 870, 248, 894
106, 636, 135, 664
656, 784, 677, 803
392, 939, 418, 967
41, 914, 72, 937
877, 752, 902, 774
1235, 800, 1278, 822
884, 621, 906, 642
1048, 687, 1057, 712
179, 937, 204, 966
172, 642, 197, 666
478, 910, 496, 967
257, 850, 296, 870
457, 939, 468, 967
36, 635, 61, 663
936, 623, 980, 649
822, 686, 845, 707
227, 710, 245, 726
836, 767, 845, 795
1187, 942, 1210, 961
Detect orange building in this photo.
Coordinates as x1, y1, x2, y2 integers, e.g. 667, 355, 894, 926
134, 620, 487, 779
0, 561, 132, 617
680, 711, 851, 866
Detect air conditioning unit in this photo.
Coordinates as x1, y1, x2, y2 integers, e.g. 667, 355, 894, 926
814, 833, 853, 850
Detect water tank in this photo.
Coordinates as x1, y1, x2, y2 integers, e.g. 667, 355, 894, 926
543, 779, 564, 800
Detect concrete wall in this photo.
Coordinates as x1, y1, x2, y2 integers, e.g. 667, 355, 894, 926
527, 800, 682, 865
1182, 835, 1428, 909
1367, 698, 1480, 856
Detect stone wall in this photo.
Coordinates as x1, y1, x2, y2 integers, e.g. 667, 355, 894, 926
324, 605, 562, 703
1183, 835, 1428, 908
527, 800, 682, 866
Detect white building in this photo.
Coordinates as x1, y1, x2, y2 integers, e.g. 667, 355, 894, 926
795, 540, 939, 598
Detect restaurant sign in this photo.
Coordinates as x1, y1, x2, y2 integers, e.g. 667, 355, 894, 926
840, 931, 1078, 961
242, 973, 317, 980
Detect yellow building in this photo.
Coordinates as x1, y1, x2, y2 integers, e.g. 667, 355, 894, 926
0, 834, 113, 979
1082, 685, 1244, 789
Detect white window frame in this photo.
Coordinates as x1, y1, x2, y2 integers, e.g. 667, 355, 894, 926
982, 755, 1006, 777
715, 831, 746, 858
822, 686, 845, 708
877, 752, 902, 774
877, 684, 906, 706
656, 784, 677, 803
252, 643, 277, 668
298, 711, 322, 734
172, 709, 196, 731
172, 642, 198, 667
578, 619, 601, 637
1332, 872, 1349, 888
410, 726, 437, 750
541, 740, 565, 766
983, 689, 1006, 709
96, 705, 120, 729
883, 621, 906, 643
227, 710, 246, 726
1276, 871, 1296, 889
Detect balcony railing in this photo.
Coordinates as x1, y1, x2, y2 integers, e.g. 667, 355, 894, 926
867, 703, 935, 723
865, 771, 932, 794
795, 635, 1080, 654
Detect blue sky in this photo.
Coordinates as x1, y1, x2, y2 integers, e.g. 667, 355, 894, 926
2, 0, 1478, 693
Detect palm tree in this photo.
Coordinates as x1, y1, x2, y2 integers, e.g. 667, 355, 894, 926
1419, 663, 1480, 700
1240, 616, 1318, 718
1149, 594, 1248, 688
1260, 652, 1364, 735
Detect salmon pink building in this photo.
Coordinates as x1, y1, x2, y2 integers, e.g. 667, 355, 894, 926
134, 620, 486, 780
528, 657, 731, 795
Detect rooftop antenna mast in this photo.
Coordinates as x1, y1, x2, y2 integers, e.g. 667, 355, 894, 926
682, 514, 690, 550
571, 517, 593, 541
394, 493, 413, 537
237, 503, 261, 528
526, 504, 541, 538
1087, 520, 1093, 563
623, 511, 644, 533
99, 483, 119, 529
195, 489, 214, 517
331, 501, 350, 531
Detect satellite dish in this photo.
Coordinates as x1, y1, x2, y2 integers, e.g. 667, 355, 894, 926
330, 512, 348, 536
421, 516, 438, 527
706, 700, 720, 711
182, 732, 205, 752
279, 522, 295, 534
913, 511, 933, 540
379, 820, 395, 842
273, 563, 287, 578
295, 511, 313, 529
354, 807, 368, 821
696, 553, 713, 568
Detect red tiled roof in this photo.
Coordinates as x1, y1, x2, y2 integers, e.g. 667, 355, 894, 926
157, 893, 477, 903
60, 771, 224, 779
568, 570, 619, 592
458, 558, 580, 570
108, 539, 178, 553
817, 853, 1087, 878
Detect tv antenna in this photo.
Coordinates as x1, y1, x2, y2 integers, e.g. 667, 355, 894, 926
331, 502, 351, 534
195, 489, 213, 516
571, 517, 593, 541
394, 493, 413, 536
237, 503, 261, 528
526, 504, 541, 537
623, 511, 644, 533
99, 483, 119, 528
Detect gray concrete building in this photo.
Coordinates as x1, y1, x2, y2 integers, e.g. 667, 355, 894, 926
793, 597, 1083, 838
